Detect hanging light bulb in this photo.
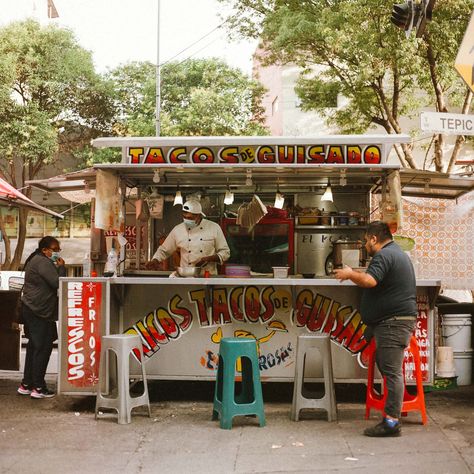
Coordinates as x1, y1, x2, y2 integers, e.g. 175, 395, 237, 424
321, 179, 333, 202
174, 183, 183, 206
245, 169, 253, 186
153, 169, 161, 183
224, 181, 234, 205
274, 182, 285, 209
339, 169, 347, 187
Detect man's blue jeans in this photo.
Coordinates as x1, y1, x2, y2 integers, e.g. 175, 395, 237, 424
373, 317, 416, 418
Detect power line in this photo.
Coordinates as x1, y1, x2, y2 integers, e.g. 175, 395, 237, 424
159, 20, 227, 67
176, 35, 226, 65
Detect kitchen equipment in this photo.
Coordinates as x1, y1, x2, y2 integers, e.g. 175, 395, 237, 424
348, 211, 360, 226
332, 240, 366, 269
272, 266, 289, 278
297, 207, 320, 225
320, 211, 330, 226
176, 266, 201, 277
297, 233, 333, 278
338, 212, 349, 225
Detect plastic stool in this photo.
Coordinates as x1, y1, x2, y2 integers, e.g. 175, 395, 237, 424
365, 335, 427, 424
212, 337, 266, 430
95, 334, 151, 425
291, 334, 337, 422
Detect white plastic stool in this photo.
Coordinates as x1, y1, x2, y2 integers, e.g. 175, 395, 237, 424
95, 334, 151, 424
291, 334, 337, 422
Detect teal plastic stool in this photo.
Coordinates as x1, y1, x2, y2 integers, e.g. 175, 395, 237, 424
212, 337, 266, 429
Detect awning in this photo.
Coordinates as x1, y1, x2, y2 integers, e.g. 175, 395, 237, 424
0, 177, 64, 219
398, 169, 474, 199
25, 164, 474, 200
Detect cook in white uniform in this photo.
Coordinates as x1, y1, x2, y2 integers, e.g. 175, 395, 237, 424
146, 200, 230, 275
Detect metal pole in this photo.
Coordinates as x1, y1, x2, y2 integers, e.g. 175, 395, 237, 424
156, 0, 161, 136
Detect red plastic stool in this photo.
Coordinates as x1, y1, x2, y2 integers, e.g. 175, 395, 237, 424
365, 335, 427, 425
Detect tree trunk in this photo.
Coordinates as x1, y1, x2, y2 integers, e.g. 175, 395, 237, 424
0, 211, 12, 270
434, 136, 444, 172
11, 208, 28, 270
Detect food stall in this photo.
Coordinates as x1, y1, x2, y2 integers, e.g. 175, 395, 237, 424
26, 136, 474, 395
0, 178, 64, 371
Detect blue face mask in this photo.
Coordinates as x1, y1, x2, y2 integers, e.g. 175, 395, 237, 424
184, 218, 198, 229
50, 251, 61, 262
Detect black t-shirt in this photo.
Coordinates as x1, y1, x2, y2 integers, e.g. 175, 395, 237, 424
360, 241, 417, 325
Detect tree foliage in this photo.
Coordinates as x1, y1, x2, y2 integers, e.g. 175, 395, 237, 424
0, 20, 115, 269
219, 0, 474, 171
81, 58, 269, 165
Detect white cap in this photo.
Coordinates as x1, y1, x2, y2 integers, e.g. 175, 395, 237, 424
182, 199, 206, 216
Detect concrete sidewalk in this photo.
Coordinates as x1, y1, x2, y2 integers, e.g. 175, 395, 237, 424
0, 375, 473, 474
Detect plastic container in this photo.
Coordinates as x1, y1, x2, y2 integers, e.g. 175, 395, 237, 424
104, 248, 118, 277
452, 349, 473, 386
436, 346, 456, 378
440, 312, 472, 386
225, 264, 251, 278
320, 211, 330, 226
338, 212, 348, 225
82, 253, 91, 278
441, 314, 472, 352
272, 266, 289, 278
348, 211, 360, 226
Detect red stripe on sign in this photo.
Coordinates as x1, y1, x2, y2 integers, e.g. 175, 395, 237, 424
66, 281, 102, 387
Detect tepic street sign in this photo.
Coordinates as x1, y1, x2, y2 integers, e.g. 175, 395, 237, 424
421, 111, 474, 135
455, 11, 474, 92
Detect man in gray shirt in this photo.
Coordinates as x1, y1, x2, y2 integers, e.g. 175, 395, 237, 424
335, 221, 417, 437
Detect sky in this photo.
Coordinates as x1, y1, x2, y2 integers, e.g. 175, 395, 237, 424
0, 0, 258, 74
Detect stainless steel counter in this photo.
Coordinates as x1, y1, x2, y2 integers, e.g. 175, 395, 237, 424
104, 276, 441, 287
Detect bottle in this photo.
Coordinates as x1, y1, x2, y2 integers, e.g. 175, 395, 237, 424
82, 253, 91, 278
104, 248, 118, 277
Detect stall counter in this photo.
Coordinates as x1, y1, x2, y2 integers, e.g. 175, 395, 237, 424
58, 276, 439, 395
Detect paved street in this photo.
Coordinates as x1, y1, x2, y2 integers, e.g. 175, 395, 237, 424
0, 375, 473, 473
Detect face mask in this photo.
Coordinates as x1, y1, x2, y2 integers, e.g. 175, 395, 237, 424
183, 218, 198, 229
50, 251, 61, 262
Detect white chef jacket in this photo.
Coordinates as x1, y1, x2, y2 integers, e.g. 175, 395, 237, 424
152, 219, 230, 275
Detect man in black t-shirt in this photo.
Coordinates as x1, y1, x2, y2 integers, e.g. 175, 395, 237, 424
334, 221, 417, 437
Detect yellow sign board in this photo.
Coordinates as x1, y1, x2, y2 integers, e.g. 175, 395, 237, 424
455, 11, 474, 92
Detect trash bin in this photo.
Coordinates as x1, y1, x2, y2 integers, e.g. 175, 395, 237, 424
436, 301, 474, 386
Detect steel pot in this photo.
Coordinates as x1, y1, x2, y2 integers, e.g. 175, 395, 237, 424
332, 240, 365, 269
177, 266, 201, 277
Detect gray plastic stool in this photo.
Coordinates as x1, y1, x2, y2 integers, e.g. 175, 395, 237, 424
291, 334, 337, 422
95, 334, 151, 424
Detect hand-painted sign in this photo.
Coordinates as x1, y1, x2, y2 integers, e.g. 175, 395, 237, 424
123, 285, 430, 382
66, 281, 102, 387
126, 144, 383, 165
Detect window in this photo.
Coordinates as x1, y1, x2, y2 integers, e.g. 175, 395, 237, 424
26, 212, 46, 238
71, 204, 91, 237
3, 203, 91, 239
44, 206, 70, 238
271, 96, 279, 115
1, 208, 18, 238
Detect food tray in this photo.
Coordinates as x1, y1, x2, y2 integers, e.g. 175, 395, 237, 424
298, 216, 319, 225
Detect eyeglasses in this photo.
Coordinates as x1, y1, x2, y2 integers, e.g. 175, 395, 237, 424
48, 247, 61, 252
